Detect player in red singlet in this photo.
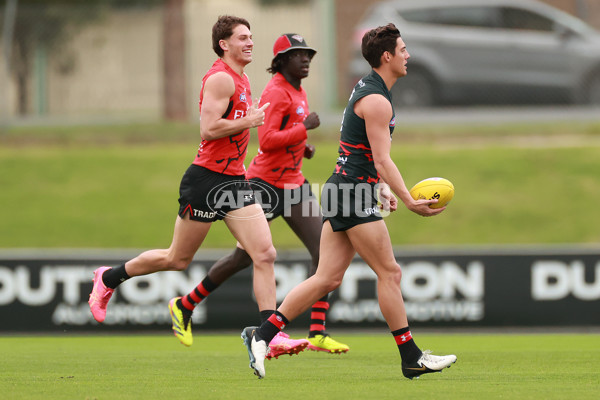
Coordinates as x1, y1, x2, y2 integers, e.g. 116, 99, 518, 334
88, 16, 278, 334
194, 57, 251, 176
167, 34, 349, 357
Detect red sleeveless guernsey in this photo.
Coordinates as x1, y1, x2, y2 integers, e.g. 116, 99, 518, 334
193, 59, 252, 175
246, 73, 308, 188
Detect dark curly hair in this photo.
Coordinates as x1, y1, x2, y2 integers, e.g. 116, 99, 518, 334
266, 53, 289, 74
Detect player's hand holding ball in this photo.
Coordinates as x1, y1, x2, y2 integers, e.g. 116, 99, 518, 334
407, 177, 454, 216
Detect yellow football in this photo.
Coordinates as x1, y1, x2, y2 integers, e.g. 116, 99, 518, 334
409, 177, 454, 209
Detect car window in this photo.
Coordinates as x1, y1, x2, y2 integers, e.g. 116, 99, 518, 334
401, 6, 500, 28
500, 7, 554, 31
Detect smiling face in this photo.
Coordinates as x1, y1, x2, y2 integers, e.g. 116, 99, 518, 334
220, 24, 254, 66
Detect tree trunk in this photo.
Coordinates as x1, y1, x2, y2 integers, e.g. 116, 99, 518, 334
162, 0, 187, 121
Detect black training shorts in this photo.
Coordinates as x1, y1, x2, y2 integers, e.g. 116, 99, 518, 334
248, 178, 317, 221
321, 173, 383, 232
178, 164, 256, 222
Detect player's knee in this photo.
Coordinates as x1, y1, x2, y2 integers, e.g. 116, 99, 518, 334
251, 244, 276, 267
388, 264, 402, 285
321, 275, 343, 293
265, 245, 277, 264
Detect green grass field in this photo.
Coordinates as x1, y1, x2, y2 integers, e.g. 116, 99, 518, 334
1, 333, 598, 400
1, 122, 599, 400
1, 121, 600, 248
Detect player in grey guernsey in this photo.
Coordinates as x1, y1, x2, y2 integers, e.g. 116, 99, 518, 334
320, 68, 398, 231
335, 68, 395, 182
242, 23, 457, 380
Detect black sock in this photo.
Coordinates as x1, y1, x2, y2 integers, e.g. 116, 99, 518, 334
260, 310, 275, 324
101, 265, 130, 289
256, 311, 288, 343
392, 327, 422, 363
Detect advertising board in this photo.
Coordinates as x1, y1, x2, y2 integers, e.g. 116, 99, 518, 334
0, 247, 598, 332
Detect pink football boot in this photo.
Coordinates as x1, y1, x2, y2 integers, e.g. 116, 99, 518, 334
88, 266, 114, 323
266, 332, 309, 360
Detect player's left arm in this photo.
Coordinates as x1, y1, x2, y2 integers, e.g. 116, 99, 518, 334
302, 112, 319, 159
257, 90, 307, 151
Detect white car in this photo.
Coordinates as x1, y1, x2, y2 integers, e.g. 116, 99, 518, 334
350, 0, 600, 107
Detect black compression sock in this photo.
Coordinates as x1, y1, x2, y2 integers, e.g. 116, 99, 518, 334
260, 310, 275, 324
392, 327, 422, 363
257, 311, 289, 343
101, 264, 130, 289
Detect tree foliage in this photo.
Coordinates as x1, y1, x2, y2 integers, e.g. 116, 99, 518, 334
1, 0, 161, 114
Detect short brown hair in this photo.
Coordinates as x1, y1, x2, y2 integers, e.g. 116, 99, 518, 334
212, 15, 251, 57
361, 23, 401, 68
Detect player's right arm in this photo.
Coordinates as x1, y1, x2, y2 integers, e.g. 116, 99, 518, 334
200, 71, 269, 141
358, 93, 442, 217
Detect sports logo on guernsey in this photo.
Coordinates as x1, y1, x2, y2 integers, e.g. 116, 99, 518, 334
389, 117, 396, 127
296, 106, 305, 115
239, 92, 247, 102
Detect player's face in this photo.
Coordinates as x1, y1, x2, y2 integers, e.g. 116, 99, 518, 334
222, 24, 254, 65
284, 49, 313, 80
391, 37, 410, 77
